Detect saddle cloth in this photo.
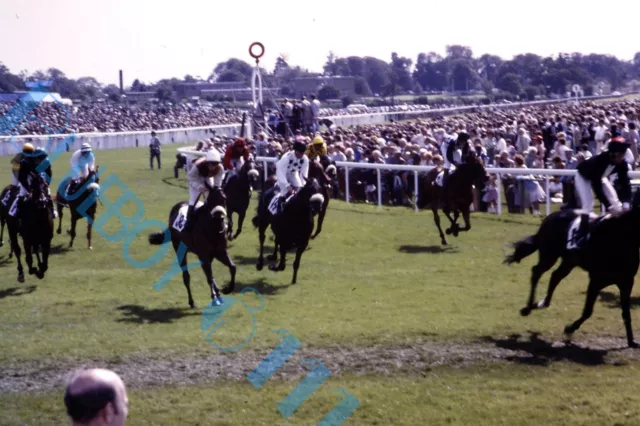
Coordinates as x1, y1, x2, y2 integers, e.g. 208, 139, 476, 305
173, 201, 204, 232
435, 169, 455, 187
566, 211, 606, 250
267, 192, 295, 216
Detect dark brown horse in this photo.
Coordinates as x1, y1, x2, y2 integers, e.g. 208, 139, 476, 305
6, 172, 54, 282
55, 167, 100, 249
223, 157, 260, 241
148, 186, 236, 308
418, 154, 487, 245
307, 160, 333, 239
0, 185, 17, 257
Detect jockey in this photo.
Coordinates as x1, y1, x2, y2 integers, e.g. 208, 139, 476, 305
440, 131, 469, 188
575, 136, 631, 218
4, 143, 33, 209
67, 143, 96, 194
184, 149, 224, 231
305, 135, 327, 163
223, 137, 250, 181
268, 141, 309, 214
13, 144, 55, 217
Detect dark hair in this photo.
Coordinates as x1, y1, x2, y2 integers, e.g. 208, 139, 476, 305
64, 384, 117, 423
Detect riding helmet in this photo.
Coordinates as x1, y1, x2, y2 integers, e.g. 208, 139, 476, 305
234, 137, 246, 147
312, 135, 325, 145
293, 141, 307, 153
81, 143, 92, 153
22, 143, 34, 153
608, 136, 630, 153
205, 149, 221, 163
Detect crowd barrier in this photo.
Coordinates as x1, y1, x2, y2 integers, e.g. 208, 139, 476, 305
0, 92, 629, 157
253, 156, 640, 217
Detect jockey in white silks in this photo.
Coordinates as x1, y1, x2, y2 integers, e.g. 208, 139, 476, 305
184, 149, 224, 231
70, 143, 96, 180
439, 131, 469, 188
268, 141, 309, 214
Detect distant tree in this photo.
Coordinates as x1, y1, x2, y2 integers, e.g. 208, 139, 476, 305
318, 85, 340, 100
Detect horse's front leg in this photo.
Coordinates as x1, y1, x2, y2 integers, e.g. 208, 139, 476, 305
311, 195, 329, 240
216, 250, 237, 295
9, 226, 23, 282
256, 223, 266, 271
459, 206, 471, 232
24, 242, 36, 276
233, 210, 246, 240
87, 215, 93, 250
432, 207, 447, 245
199, 255, 222, 305
0, 216, 5, 247
56, 204, 63, 234
36, 242, 50, 279
269, 239, 287, 272
68, 212, 78, 248
226, 211, 235, 241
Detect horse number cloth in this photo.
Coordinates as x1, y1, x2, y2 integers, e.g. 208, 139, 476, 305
173, 201, 204, 232
435, 171, 445, 187
566, 212, 606, 250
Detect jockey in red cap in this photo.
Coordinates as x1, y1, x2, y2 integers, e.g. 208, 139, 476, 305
223, 138, 250, 181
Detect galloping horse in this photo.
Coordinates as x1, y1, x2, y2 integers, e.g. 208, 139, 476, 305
307, 160, 333, 239
504, 191, 640, 348
0, 185, 18, 257
223, 157, 260, 241
148, 186, 236, 308
6, 172, 54, 282
55, 167, 100, 249
418, 154, 487, 245
253, 178, 325, 284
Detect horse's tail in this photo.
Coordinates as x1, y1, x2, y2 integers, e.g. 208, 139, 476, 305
504, 234, 538, 265
148, 232, 169, 245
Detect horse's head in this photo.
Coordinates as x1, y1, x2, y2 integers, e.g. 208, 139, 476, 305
242, 157, 260, 186
205, 187, 228, 235
463, 154, 488, 184
29, 172, 50, 211
297, 178, 324, 216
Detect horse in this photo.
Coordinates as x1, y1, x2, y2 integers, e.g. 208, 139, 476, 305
307, 160, 334, 239
0, 185, 18, 257
55, 167, 101, 249
148, 186, 236, 308
223, 157, 260, 241
417, 154, 488, 245
252, 178, 324, 284
6, 172, 54, 282
503, 191, 640, 348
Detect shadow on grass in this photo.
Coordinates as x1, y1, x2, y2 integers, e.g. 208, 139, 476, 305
0, 285, 37, 300
398, 244, 459, 254
162, 177, 188, 191
594, 290, 640, 310
116, 304, 200, 324
50, 244, 72, 255
482, 332, 609, 367
0, 255, 13, 267
232, 277, 292, 296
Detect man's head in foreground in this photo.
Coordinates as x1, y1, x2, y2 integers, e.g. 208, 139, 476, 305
64, 368, 129, 426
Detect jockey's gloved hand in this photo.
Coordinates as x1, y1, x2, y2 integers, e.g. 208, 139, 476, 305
623, 202, 631, 211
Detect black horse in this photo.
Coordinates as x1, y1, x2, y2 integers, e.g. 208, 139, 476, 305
55, 167, 100, 249
0, 184, 18, 257
504, 191, 640, 347
307, 160, 334, 239
252, 178, 325, 284
418, 154, 488, 245
148, 186, 236, 308
6, 172, 54, 282
223, 157, 260, 241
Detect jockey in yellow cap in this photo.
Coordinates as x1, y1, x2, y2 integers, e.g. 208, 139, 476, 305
305, 135, 327, 162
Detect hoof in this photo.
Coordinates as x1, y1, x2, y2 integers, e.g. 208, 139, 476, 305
18, 273, 24, 283
88, 246, 93, 250
536, 300, 548, 309
629, 340, 640, 348
445, 228, 452, 235
256, 263, 263, 271
211, 297, 224, 306
267, 254, 277, 261
56, 229, 61, 235
269, 264, 284, 272
189, 302, 196, 309
28, 268, 36, 275
520, 306, 532, 317
441, 239, 447, 246
221, 284, 234, 295
36, 271, 44, 280
0, 241, 3, 247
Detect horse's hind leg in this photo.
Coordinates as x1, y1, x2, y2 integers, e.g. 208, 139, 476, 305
10, 230, 23, 282
87, 215, 93, 250
215, 250, 237, 294
269, 238, 286, 272
226, 211, 235, 241
460, 206, 471, 232
173, 239, 195, 308
25, 243, 36, 276
68, 212, 78, 248
536, 258, 575, 310
311, 199, 328, 240
564, 278, 602, 343
618, 279, 638, 348
432, 207, 447, 246
37, 242, 50, 279
0, 215, 5, 247
267, 239, 278, 262
520, 254, 557, 316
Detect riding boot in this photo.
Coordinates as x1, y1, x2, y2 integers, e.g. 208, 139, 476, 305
577, 213, 589, 246
183, 205, 196, 231
442, 169, 450, 189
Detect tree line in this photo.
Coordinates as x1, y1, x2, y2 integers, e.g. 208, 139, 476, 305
1, 45, 639, 104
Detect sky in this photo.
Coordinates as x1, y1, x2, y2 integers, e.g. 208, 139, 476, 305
1, 0, 639, 88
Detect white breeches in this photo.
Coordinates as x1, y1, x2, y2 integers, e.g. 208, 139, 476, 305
575, 173, 622, 213
231, 157, 245, 172
188, 173, 222, 205
278, 171, 305, 191
11, 174, 19, 187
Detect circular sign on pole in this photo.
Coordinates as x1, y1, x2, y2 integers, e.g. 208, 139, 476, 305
572, 84, 581, 94
249, 42, 265, 64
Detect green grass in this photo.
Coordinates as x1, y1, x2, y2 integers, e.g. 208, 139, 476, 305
4, 363, 640, 425
3, 144, 640, 425
0, 144, 634, 363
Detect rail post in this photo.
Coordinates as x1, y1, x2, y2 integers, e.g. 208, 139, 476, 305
545, 175, 551, 216
376, 169, 382, 207
496, 173, 502, 215
345, 165, 350, 204
414, 171, 419, 212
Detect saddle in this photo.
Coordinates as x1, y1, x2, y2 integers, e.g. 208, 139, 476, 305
1, 185, 18, 208
567, 211, 608, 250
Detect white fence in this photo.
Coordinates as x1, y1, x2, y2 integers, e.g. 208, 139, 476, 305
1, 92, 630, 156
254, 156, 640, 216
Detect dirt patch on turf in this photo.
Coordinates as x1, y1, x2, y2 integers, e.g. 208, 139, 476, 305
2, 334, 639, 394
